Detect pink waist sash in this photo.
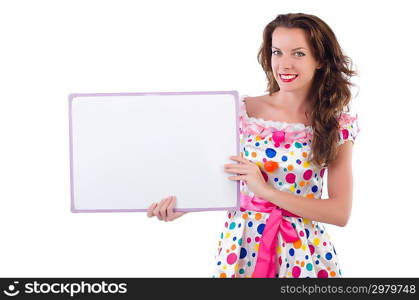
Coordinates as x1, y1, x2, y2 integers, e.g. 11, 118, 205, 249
240, 193, 301, 278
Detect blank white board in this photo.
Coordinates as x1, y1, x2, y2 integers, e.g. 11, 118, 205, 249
69, 91, 241, 213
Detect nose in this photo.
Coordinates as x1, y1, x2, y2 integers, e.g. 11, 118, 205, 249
278, 57, 293, 70
274, 52, 295, 68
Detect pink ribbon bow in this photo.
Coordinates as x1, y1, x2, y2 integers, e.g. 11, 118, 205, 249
240, 117, 312, 145
240, 193, 300, 278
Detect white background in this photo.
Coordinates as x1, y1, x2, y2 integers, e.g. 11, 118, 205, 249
0, 0, 418, 277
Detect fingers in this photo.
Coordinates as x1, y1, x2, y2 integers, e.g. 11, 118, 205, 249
147, 202, 157, 217
224, 164, 251, 176
224, 167, 246, 175
229, 155, 251, 164
166, 196, 176, 221
154, 197, 170, 220
148, 196, 179, 222
150, 197, 165, 220
160, 196, 174, 221
164, 196, 186, 222
147, 196, 187, 222
228, 175, 246, 181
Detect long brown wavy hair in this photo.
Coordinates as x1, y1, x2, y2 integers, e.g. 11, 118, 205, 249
257, 13, 358, 169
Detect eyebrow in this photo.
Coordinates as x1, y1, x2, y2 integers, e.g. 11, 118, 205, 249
271, 46, 307, 51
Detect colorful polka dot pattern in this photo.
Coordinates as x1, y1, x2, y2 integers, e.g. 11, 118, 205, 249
212, 95, 358, 278
213, 209, 342, 278
337, 112, 360, 146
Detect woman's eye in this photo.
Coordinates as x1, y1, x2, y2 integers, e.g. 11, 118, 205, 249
272, 50, 305, 57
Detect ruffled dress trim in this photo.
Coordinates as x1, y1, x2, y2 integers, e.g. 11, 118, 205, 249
338, 111, 360, 145
239, 94, 360, 146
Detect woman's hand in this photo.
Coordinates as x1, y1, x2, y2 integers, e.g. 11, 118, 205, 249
224, 155, 274, 199
147, 196, 187, 222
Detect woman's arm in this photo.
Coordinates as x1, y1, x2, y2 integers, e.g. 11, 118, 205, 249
260, 141, 354, 227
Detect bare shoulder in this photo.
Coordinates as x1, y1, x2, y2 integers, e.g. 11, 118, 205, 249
243, 94, 268, 118
243, 94, 268, 102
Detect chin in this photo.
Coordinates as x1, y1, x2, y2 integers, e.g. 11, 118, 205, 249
278, 84, 299, 91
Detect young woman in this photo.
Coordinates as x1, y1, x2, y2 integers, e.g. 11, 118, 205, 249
147, 13, 360, 278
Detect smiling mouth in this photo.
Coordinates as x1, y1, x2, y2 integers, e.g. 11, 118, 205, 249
279, 74, 298, 82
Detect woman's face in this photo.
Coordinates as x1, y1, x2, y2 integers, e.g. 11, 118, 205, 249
271, 27, 321, 94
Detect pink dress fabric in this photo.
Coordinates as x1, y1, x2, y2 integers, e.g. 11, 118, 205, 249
212, 94, 360, 278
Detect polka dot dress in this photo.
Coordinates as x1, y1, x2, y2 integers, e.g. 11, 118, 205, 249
213, 94, 360, 278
